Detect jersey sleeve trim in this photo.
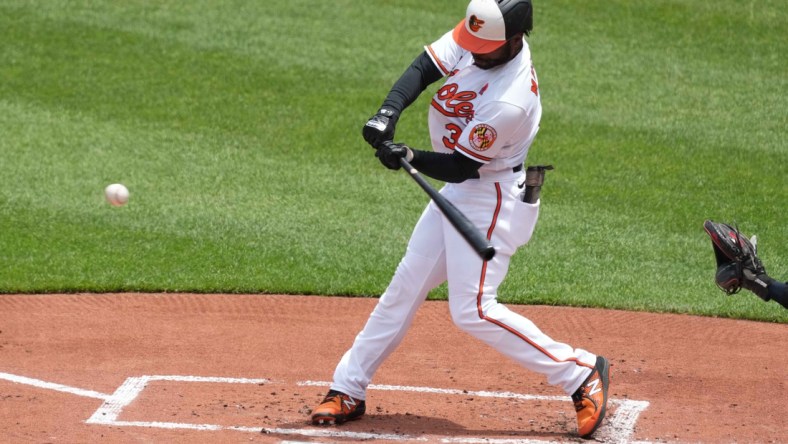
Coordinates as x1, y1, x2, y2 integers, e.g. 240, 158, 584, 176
425, 44, 451, 76
455, 143, 493, 163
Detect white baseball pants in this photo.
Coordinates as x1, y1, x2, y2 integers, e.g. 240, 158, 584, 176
331, 173, 595, 399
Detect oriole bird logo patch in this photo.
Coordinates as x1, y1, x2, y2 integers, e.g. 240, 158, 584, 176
469, 15, 485, 32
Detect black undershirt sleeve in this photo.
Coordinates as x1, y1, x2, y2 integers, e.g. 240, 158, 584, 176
380, 51, 444, 115
766, 279, 788, 309
379, 51, 481, 183
410, 150, 483, 183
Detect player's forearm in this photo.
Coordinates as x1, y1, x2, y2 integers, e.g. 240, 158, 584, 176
766, 279, 788, 309
410, 149, 482, 183
380, 51, 443, 115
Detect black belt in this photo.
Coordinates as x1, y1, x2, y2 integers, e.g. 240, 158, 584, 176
513, 164, 523, 172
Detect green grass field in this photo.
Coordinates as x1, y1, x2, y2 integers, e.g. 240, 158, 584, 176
1, 1, 785, 322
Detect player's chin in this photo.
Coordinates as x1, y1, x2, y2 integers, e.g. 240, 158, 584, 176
472, 56, 506, 70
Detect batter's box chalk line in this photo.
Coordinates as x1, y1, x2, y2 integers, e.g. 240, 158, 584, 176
0, 372, 649, 443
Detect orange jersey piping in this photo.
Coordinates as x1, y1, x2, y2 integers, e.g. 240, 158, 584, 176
475, 183, 594, 370
426, 45, 451, 76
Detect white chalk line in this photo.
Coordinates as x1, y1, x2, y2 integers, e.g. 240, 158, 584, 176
1, 372, 650, 443
299, 380, 561, 401
81, 375, 425, 441
0, 372, 110, 400
86, 375, 269, 424
300, 380, 650, 444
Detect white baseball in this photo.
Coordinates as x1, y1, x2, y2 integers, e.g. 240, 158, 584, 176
105, 183, 130, 207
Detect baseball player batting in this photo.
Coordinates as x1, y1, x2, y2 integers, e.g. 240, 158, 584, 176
312, 0, 610, 439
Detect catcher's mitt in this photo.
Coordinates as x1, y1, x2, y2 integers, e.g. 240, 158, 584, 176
703, 220, 767, 296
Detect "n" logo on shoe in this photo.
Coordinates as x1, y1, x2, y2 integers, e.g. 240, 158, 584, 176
587, 378, 602, 396
342, 397, 357, 411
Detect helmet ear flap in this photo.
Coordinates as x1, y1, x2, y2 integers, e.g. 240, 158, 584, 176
522, 2, 533, 35
498, 0, 533, 37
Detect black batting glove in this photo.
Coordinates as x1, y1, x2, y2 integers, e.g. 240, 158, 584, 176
362, 108, 399, 149
376, 141, 413, 170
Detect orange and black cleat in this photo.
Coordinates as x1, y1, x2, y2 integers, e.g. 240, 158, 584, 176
572, 356, 610, 439
311, 390, 366, 425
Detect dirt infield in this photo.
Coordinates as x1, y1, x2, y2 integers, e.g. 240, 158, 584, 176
0, 293, 785, 443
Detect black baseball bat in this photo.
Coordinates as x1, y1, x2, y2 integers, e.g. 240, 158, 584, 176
399, 158, 496, 261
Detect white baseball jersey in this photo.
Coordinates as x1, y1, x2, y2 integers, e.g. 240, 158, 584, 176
330, 30, 597, 402
425, 30, 541, 176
